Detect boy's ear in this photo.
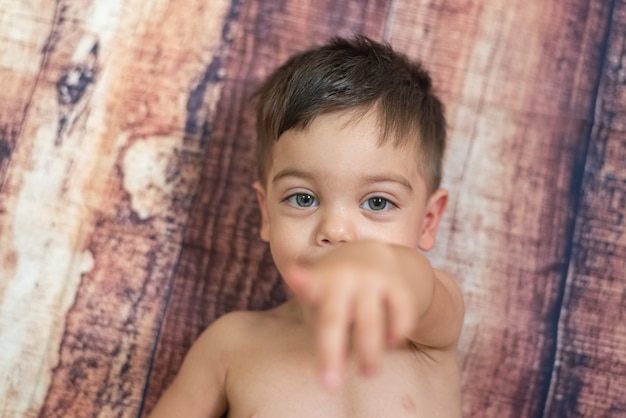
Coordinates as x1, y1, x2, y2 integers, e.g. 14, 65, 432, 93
253, 181, 270, 242
418, 189, 448, 251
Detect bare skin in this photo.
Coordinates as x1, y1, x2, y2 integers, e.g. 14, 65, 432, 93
152, 296, 461, 418
149, 109, 464, 418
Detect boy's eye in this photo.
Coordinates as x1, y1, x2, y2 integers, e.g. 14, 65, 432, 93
362, 197, 392, 211
286, 193, 318, 207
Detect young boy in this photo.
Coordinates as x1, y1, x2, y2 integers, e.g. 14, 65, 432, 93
149, 35, 464, 417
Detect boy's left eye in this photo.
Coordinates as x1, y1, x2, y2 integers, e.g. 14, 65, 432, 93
361, 197, 393, 211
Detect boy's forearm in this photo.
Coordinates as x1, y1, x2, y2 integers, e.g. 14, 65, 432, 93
400, 247, 464, 349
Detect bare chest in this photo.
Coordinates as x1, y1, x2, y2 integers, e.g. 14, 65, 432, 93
224, 340, 460, 418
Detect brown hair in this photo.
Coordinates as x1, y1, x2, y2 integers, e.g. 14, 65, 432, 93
254, 35, 446, 194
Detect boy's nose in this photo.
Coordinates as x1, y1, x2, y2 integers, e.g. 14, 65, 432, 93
315, 210, 356, 246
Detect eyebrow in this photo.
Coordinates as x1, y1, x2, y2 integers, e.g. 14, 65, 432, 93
272, 168, 413, 192
362, 174, 414, 192
272, 168, 314, 184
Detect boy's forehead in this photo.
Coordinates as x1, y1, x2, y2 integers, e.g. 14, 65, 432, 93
281, 107, 419, 149
269, 111, 426, 186
258, 106, 435, 193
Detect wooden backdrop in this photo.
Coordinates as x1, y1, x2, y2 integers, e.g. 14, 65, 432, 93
0, 0, 624, 417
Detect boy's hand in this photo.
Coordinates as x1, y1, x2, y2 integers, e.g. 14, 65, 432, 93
284, 241, 424, 388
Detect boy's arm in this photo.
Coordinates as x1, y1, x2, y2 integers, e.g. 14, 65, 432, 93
398, 249, 464, 350
148, 318, 230, 418
285, 241, 464, 385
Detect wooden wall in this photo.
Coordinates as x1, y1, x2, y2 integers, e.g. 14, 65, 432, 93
0, 0, 624, 416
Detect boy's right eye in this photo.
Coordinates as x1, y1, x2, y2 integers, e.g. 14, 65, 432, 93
286, 193, 318, 208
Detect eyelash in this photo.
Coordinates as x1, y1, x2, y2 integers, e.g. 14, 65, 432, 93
360, 197, 396, 211
284, 193, 398, 212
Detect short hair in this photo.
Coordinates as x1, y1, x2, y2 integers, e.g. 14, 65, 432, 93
254, 35, 446, 194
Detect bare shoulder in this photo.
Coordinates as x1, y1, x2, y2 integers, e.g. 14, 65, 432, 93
203, 306, 289, 339
148, 309, 276, 418
181, 311, 260, 383
196, 310, 265, 347
192, 307, 292, 362
433, 268, 465, 314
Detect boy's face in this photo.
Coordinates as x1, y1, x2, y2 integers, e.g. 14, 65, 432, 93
254, 109, 447, 279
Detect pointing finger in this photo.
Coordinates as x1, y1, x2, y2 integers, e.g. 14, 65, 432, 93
317, 279, 353, 388
354, 281, 384, 376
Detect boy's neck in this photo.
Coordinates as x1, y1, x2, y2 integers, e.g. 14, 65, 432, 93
283, 297, 316, 329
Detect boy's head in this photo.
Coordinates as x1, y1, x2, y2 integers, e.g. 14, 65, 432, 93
254, 35, 446, 195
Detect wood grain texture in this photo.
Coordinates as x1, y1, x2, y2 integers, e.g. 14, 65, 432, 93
386, 1, 614, 416
0, 0, 624, 417
0, 1, 103, 415
36, 0, 237, 413
0, 1, 57, 186
544, 1, 626, 416
1, 0, 233, 416
139, 0, 393, 414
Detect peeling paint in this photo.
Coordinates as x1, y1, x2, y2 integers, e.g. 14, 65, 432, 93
121, 135, 180, 221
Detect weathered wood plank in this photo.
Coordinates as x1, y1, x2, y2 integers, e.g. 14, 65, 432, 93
0, 0, 233, 416
1, 0, 625, 416
386, 1, 613, 416
544, 0, 626, 415
139, 0, 394, 414
38, 0, 237, 412
0, 1, 104, 415
0, 1, 56, 189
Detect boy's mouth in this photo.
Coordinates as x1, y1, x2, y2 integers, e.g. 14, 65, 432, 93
293, 258, 321, 272
296, 247, 340, 268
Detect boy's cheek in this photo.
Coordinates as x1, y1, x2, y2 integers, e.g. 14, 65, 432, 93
269, 232, 307, 268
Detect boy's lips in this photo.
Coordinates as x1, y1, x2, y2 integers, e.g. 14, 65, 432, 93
293, 246, 342, 270
295, 256, 322, 270
295, 247, 341, 269
296, 259, 313, 268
